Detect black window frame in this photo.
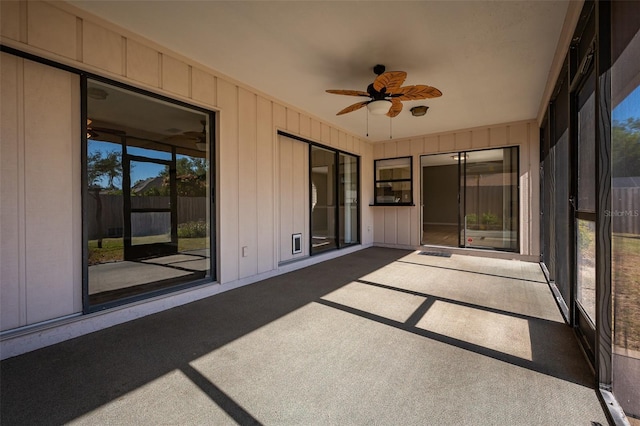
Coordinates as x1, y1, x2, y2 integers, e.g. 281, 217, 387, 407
82, 74, 217, 313
373, 156, 414, 206
277, 131, 361, 256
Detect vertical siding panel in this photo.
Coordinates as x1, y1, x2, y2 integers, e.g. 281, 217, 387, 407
396, 208, 411, 245
27, 2, 76, 60
490, 126, 508, 147
346, 134, 354, 153
528, 123, 540, 256
0, 54, 23, 330
455, 131, 472, 151
292, 141, 307, 258
519, 127, 530, 255
338, 131, 347, 150
410, 138, 424, 156
424, 136, 438, 154
472, 128, 490, 149
23, 62, 78, 323
384, 141, 397, 158
509, 122, 528, 146
362, 143, 374, 244
321, 123, 331, 145
299, 114, 311, 138
82, 21, 123, 75
279, 135, 293, 262
373, 143, 384, 159
352, 138, 361, 155
384, 209, 397, 244
161, 54, 189, 97
439, 134, 455, 152
396, 141, 411, 157
373, 208, 385, 244
238, 88, 258, 278
0, 0, 21, 41
410, 204, 420, 247
191, 67, 216, 106
217, 79, 239, 282
311, 119, 321, 141
256, 97, 275, 274
126, 39, 160, 87
286, 109, 299, 134
274, 104, 287, 130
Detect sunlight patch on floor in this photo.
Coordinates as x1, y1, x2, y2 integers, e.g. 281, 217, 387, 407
416, 300, 533, 361
67, 369, 233, 425
321, 281, 427, 323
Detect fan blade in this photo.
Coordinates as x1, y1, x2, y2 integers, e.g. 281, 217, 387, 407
166, 134, 199, 142
326, 89, 370, 97
387, 98, 403, 117
393, 85, 442, 100
336, 101, 369, 115
373, 71, 407, 93
183, 131, 204, 138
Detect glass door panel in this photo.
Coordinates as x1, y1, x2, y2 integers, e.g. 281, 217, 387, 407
311, 146, 337, 253
463, 147, 519, 251
420, 153, 460, 247
575, 66, 597, 330
611, 0, 640, 415
339, 153, 358, 246
420, 148, 519, 251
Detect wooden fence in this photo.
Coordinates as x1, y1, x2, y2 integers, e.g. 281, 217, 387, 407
87, 194, 206, 239
612, 187, 640, 235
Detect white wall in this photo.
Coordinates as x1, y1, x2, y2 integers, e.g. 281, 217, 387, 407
371, 120, 540, 258
1, 53, 83, 329
0, 0, 372, 349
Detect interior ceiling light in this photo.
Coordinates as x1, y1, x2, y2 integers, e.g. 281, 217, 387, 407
410, 106, 429, 116
87, 87, 108, 100
367, 99, 392, 115
451, 154, 469, 161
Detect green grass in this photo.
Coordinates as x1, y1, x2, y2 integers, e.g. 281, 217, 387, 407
88, 236, 208, 265
613, 234, 640, 352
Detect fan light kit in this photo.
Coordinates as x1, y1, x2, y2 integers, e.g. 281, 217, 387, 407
326, 64, 442, 118
367, 100, 392, 115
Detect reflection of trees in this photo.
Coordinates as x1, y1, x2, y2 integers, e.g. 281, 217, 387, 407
88, 150, 122, 248
613, 117, 640, 177
139, 157, 207, 197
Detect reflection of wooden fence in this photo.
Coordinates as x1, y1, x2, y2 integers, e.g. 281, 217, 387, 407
87, 195, 206, 239
612, 187, 640, 234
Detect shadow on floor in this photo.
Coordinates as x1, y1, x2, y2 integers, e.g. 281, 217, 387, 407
0, 248, 410, 425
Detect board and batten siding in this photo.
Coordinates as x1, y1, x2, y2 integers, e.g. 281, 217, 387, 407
0, 0, 371, 344
1, 53, 83, 329
371, 121, 540, 258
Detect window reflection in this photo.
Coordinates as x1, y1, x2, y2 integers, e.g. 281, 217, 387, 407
611, 5, 640, 415
86, 79, 212, 307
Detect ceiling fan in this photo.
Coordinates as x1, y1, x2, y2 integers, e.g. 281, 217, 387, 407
326, 64, 442, 117
165, 120, 207, 151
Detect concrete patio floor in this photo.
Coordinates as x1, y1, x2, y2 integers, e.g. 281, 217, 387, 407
0, 247, 608, 425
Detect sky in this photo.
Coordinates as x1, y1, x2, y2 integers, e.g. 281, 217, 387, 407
88, 140, 191, 189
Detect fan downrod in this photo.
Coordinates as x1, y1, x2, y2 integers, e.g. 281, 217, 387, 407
373, 64, 386, 75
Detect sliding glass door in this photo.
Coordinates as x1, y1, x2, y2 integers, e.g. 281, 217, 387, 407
421, 147, 519, 252
310, 145, 360, 255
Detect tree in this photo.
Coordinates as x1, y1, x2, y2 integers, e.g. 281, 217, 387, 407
87, 149, 122, 248
157, 157, 208, 196
612, 117, 640, 178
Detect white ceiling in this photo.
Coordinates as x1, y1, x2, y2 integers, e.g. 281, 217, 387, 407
70, 0, 569, 142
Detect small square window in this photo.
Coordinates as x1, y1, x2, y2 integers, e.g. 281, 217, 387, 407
374, 157, 413, 205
